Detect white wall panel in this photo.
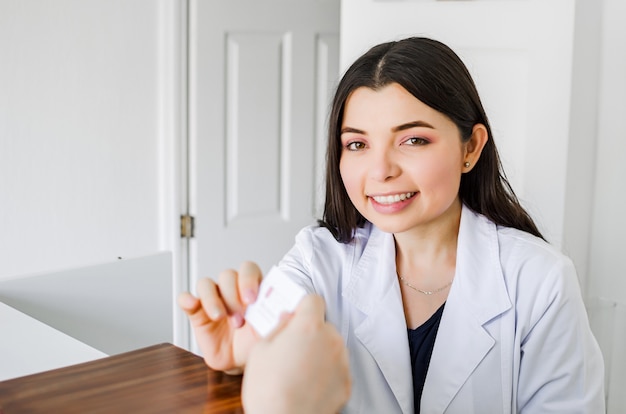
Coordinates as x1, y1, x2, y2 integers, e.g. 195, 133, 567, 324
0, 0, 173, 280
314, 33, 340, 216
225, 32, 291, 223
588, 0, 626, 306
459, 48, 529, 196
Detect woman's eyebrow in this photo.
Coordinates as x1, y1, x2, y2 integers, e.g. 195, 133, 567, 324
340, 121, 435, 135
340, 126, 366, 135
392, 120, 435, 132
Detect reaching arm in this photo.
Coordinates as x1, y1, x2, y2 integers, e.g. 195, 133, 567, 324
241, 295, 351, 414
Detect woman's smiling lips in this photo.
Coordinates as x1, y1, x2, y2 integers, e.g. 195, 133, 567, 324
368, 191, 417, 213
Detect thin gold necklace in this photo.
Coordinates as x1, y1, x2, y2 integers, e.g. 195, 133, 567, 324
398, 275, 453, 295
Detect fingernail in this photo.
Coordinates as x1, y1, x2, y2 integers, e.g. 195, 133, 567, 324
230, 313, 244, 328
210, 308, 222, 320
242, 289, 257, 305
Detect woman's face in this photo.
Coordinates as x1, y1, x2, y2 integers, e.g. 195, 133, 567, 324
339, 83, 468, 235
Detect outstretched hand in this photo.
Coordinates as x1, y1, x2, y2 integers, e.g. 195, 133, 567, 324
178, 261, 263, 373
242, 295, 352, 414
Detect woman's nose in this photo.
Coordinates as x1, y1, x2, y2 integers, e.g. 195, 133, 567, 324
368, 148, 400, 182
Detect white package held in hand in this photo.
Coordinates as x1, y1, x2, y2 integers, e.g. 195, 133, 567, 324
245, 266, 307, 337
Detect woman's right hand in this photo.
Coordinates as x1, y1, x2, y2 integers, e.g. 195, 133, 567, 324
178, 261, 263, 373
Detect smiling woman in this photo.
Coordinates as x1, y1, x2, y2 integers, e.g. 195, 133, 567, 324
338, 83, 485, 233
323, 38, 541, 246
180, 37, 605, 414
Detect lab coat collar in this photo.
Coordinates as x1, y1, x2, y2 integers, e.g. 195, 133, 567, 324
422, 205, 512, 412
343, 205, 512, 413
344, 224, 414, 414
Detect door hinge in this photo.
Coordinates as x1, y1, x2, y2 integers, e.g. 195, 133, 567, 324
180, 214, 195, 238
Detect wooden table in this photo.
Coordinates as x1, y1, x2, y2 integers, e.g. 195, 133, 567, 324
0, 343, 243, 413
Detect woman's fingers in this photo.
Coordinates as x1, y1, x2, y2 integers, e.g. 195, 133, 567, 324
177, 291, 200, 314
177, 292, 203, 323
196, 277, 227, 321
237, 261, 263, 305
177, 291, 216, 333
178, 264, 265, 373
185, 261, 263, 332
218, 268, 247, 328
215, 262, 263, 328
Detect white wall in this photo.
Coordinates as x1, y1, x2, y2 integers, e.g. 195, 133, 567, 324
562, 0, 603, 299
587, 0, 626, 305
0, 0, 180, 281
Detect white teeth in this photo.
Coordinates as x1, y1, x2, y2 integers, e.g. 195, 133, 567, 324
372, 192, 415, 205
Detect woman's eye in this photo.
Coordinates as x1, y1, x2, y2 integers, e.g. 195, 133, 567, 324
346, 141, 366, 151
404, 137, 428, 146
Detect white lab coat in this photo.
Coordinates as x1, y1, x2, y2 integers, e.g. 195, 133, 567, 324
277, 205, 605, 413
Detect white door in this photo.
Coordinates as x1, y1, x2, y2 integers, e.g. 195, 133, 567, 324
188, 1, 340, 296
341, 0, 576, 248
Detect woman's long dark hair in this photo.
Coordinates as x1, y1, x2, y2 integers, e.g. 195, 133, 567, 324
320, 37, 544, 243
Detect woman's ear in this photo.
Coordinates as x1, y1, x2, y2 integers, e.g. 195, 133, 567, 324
463, 124, 488, 172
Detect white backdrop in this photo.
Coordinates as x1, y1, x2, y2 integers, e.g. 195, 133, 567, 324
1, 2, 624, 400
0, 0, 180, 281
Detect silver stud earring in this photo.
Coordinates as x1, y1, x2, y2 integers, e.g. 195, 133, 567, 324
464, 162, 470, 168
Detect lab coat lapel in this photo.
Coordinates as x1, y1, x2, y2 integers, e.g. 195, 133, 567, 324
422, 206, 512, 412
343, 227, 414, 414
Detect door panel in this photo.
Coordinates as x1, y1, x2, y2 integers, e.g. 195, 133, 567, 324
314, 33, 340, 218
189, 1, 340, 304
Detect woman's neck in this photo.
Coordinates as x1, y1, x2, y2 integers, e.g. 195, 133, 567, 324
393, 202, 462, 283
